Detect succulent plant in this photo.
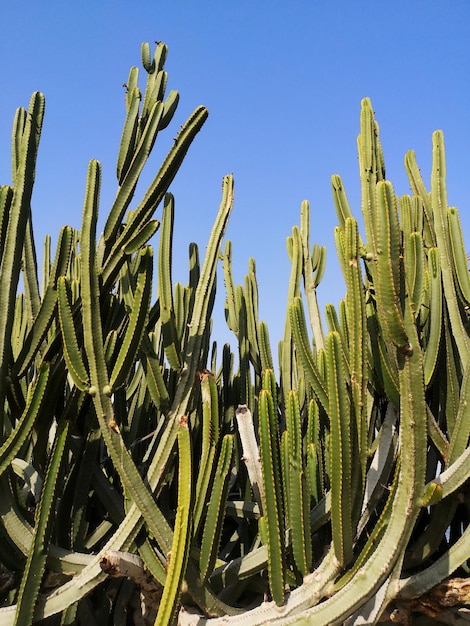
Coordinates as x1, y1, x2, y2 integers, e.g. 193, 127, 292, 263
1, 43, 469, 626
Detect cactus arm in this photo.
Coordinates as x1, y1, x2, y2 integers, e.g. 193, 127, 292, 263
79, 160, 174, 556
223, 240, 239, 335
244, 260, 262, 373
258, 388, 285, 606
0, 186, 13, 261
431, 131, 470, 367
447, 206, 470, 305
109, 247, 152, 391
123, 218, 159, 254
331, 174, 354, 228
159, 89, 180, 131
14, 410, 70, 626
0, 363, 50, 476
366, 305, 400, 406
0, 93, 44, 417
258, 321, 274, 371
398, 521, 470, 601
404, 151, 436, 248
154, 420, 193, 625
41, 230, 50, 295
116, 86, 141, 183
158, 193, 182, 370
289, 297, 328, 411
199, 434, 234, 581
447, 364, 470, 463
344, 217, 367, 482
140, 43, 167, 125
326, 330, 353, 567
375, 181, 409, 350
405, 232, 425, 316
357, 98, 383, 257
177, 175, 234, 399
101, 105, 209, 288
141, 175, 234, 531
285, 390, 312, 576
11, 106, 27, 182
22, 213, 41, 322
140, 334, 170, 413
423, 248, 443, 386
57, 276, 89, 391
104, 100, 164, 247
237, 287, 253, 406
13, 225, 73, 378
193, 371, 220, 534
300, 201, 325, 351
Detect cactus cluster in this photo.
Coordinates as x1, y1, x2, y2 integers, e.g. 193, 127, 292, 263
1, 43, 469, 626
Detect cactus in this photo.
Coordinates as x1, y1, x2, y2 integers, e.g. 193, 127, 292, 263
1, 44, 470, 626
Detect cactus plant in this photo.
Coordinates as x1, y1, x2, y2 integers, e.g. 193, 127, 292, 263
1, 42, 469, 626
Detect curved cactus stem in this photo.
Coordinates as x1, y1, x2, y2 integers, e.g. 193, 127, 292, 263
101, 105, 209, 288
223, 240, 239, 335
154, 420, 193, 625
423, 248, 443, 386
447, 205, 470, 306
326, 330, 353, 567
431, 131, 470, 368
0, 363, 50, 477
105, 99, 164, 246
109, 246, 153, 391
357, 97, 384, 260
0, 92, 44, 422
289, 297, 328, 411
199, 434, 234, 581
57, 276, 89, 391
299, 201, 325, 351
285, 390, 312, 576
13, 225, 74, 378
375, 181, 409, 351
344, 217, 367, 484
14, 411, 71, 626
79, 159, 174, 558
158, 193, 182, 370
116, 86, 141, 184
193, 370, 220, 534
258, 388, 285, 607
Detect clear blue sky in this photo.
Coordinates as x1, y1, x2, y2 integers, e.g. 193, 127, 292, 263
1, 2, 469, 355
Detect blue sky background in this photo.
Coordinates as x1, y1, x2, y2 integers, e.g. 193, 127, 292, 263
1, 2, 469, 358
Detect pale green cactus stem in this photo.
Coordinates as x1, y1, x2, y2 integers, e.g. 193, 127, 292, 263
101, 104, 209, 288
258, 387, 285, 607
299, 201, 325, 351
193, 370, 221, 534
154, 419, 193, 625
343, 217, 367, 485
199, 434, 234, 581
158, 193, 182, 370
326, 330, 353, 567
13, 225, 73, 379
285, 389, 312, 576
357, 97, 385, 260
57, 276, 90, 391
109, 247, 153, 391
0, 92, 44, 426
14, 409, 71, 626
79, 159, 174, 557
430, 131, 469, 368
374, 180, 410, 351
